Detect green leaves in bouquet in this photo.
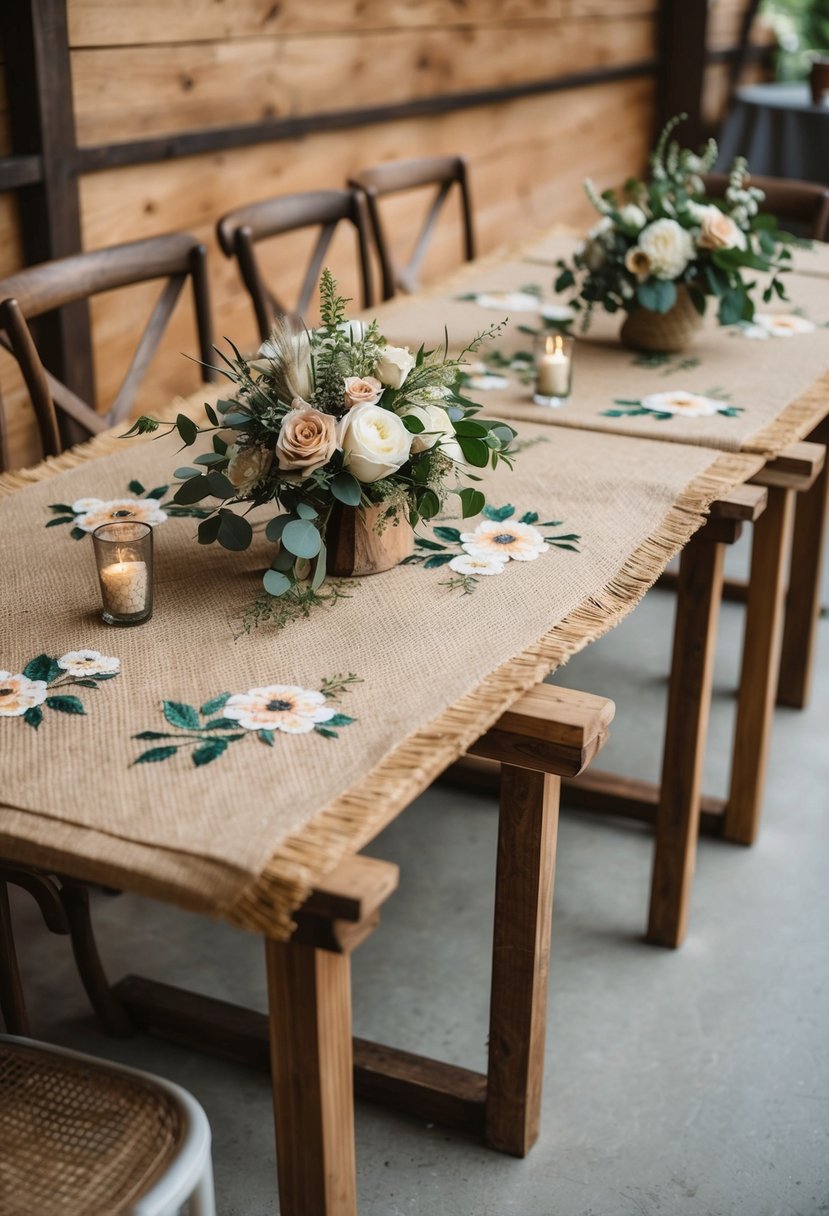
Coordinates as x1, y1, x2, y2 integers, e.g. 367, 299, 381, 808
636, 279, 676, 315
330, 472, 362, 506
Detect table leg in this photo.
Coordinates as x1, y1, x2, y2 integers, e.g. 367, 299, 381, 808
724, 486, 794, 845
647, 532, 724, 948
485, 765, 560, 1157
777, 418, 829, 709
265, 936, 357, 1216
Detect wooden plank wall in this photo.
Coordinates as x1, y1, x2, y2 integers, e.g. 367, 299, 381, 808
2, 0, 659, 469
703, 0, 774, 131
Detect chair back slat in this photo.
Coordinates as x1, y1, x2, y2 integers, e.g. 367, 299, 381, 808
0, 233, 215, 472
703, 172, 829, 241
298, 221, 340, 317
108, 274, 186, 424
349, 155, 476, 300
217, 189, 374, 342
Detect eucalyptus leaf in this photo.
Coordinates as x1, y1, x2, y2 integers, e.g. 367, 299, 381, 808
296, 502, 318, 520
458, 487, 486, 519
330, 473, 361, 506
173, 476, 210, 505
175, 413, 198, 447
217, 510, 253, 552
197, 515, 221, 545
282, 518, 322, 559
206, 471, 236, 499
263, 569, 292, 597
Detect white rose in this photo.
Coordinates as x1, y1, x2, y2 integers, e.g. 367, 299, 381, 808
399, 403, 464, 463
344, 375, 384, 409
619, 204, 647, 231
376, 344, 416, 389
638, 219, 695, 280
696, 206, 747, 252
338, 404, 412, 483
226, 442, 273, 494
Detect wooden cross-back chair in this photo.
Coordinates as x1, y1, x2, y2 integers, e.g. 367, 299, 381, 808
0, 233, 215, 471
703, 172, 829, 242
216, 188, 374, 342
348, 154, 476, 300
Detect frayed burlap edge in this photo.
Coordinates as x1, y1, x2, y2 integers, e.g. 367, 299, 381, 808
227, 448, 765, 940
742, 369, 829, 456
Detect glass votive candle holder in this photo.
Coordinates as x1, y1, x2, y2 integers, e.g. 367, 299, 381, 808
533, 332, 574, 407
92, 521, 153, 625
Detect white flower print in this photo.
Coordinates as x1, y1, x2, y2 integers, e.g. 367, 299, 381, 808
73, 498, 168, 533
641, 390, 725, 418
448, 553, 507, 576
0, 672, 48, 717
57, 650, 121, 678
540, 303, 576, 324
754, 313, 817, 338
460, 519, 549, 562
464, 374, 510, 391
223, 684, 337, 734
473, 291, 542, 312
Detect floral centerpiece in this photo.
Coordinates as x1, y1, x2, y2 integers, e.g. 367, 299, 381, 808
554, 114, 799, 353
126, 271, 517, 625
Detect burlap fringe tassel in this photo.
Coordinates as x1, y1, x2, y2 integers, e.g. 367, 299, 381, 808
744, 369, 829, 456
228, 449, 764, 940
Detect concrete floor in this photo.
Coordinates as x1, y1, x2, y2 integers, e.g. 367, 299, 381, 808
8, 541, 829, 1216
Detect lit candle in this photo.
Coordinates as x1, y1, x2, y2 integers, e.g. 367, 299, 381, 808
100, 559, 148, 616
536, 335, 572, 399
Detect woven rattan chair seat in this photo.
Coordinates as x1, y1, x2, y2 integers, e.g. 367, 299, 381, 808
0, 1039, 183, 1216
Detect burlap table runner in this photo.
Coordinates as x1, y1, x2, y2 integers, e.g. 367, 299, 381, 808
0, 411, 762, 938
368, 255, 829, 456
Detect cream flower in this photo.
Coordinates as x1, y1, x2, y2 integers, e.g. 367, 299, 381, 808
343, 375, 384, 409
74, 498, 168, 533
695, 205, 746, 252
338, 403, 412, 483
642, 390, 724, 417
638, 219, 694, 279
275, 402, 339, 475
448, 553, 507, 576
754, 313, 817, 337
460, 519, 549, 562
398, 402, 464, 462
619, 203, 648, 231
0, 672, 48, 717
57, 651, 120, 678
226, 443, 273, 494
375, 344, 416, 389
473, 291, 541, 312
625, 247, 652, 281
223, 684, 336, 734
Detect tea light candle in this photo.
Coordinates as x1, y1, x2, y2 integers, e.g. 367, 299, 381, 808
537, 337, 570, 395
100, 559, 148, 616
534, 333, 574, 407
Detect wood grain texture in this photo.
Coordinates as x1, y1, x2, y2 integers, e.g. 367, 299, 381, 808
327, 502, 415, 577
777, 419, 829, 708
3, 0, 657, 467
485, 764, 559, 1156
70, 20, 656, 145
647, 531, 725, 949
724, 486, 794, 845
266, 938, 357, 1216
68, 0, 659, 46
